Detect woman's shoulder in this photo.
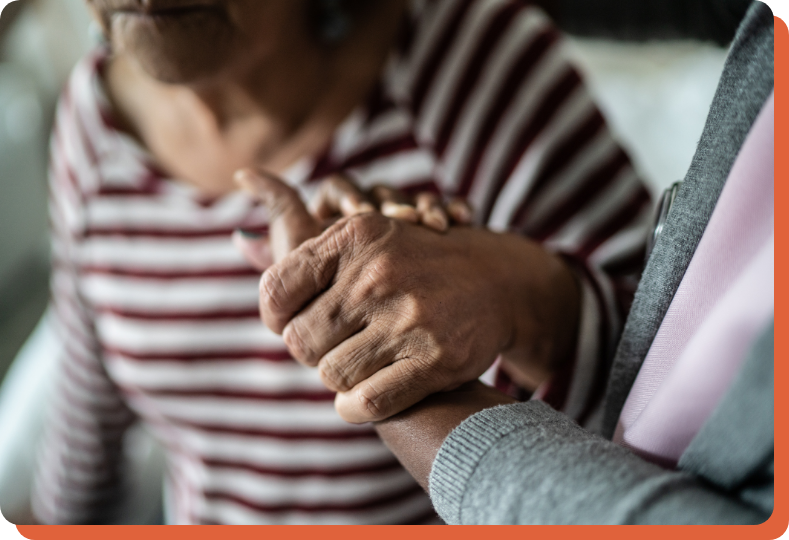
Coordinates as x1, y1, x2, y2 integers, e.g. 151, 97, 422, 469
57, 48, 115, 141
53, 48, 159, 198
392, 0, 558, 107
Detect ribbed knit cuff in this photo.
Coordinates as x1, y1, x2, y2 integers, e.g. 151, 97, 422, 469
428, 401, 554, 524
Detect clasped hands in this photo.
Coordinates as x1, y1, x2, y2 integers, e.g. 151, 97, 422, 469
234, 169, 581, 423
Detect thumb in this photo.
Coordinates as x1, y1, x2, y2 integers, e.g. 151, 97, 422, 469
235, 169, 321, 263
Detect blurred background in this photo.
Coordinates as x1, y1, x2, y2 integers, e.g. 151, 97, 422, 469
0, 0, 728, 524
0, 0, 91, 387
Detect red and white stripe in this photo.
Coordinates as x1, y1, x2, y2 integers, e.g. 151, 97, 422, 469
32, 0, 651, 524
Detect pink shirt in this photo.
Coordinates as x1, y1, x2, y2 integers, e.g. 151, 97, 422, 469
614, 92, 775, 467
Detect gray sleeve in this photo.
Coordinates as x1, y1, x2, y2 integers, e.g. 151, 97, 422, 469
429, 400, 768, 524
550, 0, 753, 45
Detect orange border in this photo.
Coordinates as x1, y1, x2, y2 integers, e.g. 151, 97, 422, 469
10, 13, 789, 540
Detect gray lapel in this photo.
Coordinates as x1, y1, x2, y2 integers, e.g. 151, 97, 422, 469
679, 321, 774, 498
600, 1, 774, 439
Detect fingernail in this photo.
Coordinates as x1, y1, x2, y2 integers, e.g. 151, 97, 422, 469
382, 202, 419, 222
340, 197, 360, 217
448, 201, 473, 224
427, 209, 449, 232
236, 228, 263, 239
358, 202, 376, 214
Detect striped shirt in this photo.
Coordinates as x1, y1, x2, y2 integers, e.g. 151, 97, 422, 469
32, 0, 652, 525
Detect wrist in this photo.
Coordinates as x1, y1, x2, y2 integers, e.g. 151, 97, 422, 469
374, 381, 517, 490
493, 233, 581, 390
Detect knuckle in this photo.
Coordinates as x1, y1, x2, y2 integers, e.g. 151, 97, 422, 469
344, 212, 385, 243
296, 239, 337, 291
283, 323, 314, 365
399, 353, 438, 385
356, 382, 389, 421
390, 293, 428, 329
319, 356, 353, 392
259, 269, 288, 329
355, 252, 403, 304
398, 338, 456, 385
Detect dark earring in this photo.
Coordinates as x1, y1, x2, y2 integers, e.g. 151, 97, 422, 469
315, 0, 352, 45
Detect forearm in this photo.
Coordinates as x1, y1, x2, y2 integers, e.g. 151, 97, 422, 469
493, 232, 581, 392
373, 381, 517, 491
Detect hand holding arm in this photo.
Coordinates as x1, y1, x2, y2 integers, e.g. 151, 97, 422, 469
254, 201, 580, 423
233, 168, 580, 423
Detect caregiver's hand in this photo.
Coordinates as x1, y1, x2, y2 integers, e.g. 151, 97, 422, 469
237, 172, 580, 424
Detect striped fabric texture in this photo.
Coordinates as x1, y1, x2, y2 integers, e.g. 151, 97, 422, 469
32, 0, 651, 524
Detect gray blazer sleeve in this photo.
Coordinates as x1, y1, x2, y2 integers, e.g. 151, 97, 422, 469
551, 0, 753, 45
429, 401, 767, 524
429, 323, 774, 525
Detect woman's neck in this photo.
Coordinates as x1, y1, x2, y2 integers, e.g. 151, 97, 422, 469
105, 0, 407, 197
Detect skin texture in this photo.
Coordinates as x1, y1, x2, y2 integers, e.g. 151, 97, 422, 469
88, 0, 407, 196
373, 381, 517, 491
238, 171, 581, 424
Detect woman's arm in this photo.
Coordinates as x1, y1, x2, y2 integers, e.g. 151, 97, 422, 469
29, 99, 137, 525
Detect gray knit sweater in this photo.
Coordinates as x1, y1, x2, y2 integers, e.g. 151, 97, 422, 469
428, 1, 774, 525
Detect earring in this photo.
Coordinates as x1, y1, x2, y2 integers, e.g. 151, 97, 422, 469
315, 0, 352, 44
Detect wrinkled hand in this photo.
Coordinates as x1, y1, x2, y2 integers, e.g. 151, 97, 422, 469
233, 171, 471, 270
234, 170, 579, 424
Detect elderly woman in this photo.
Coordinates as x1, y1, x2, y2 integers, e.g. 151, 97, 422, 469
31, 0, 649, 524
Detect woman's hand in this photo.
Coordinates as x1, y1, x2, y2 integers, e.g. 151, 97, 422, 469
233, 170, 472, 270
233, 169, 580, 424
257, 211, 579, 423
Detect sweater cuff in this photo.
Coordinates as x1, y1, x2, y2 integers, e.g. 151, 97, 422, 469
428, 400, 556, 524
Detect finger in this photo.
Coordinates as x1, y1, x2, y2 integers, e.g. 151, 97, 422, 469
280, 285, 367, 367
258, 213, 388, 334
446, 198, 473, 225
381, 201, 419, 222
334, 358, 450, 423
415, 192, 448, 232
232, 229, 273, 271
316, 324, 395, 391
309, 175, 375, 221
369, 185, 408, 206
234, 169, 320, 263
370, 185, 419, 223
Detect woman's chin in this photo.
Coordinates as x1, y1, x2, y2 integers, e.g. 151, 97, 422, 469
111, 9, 233, 84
